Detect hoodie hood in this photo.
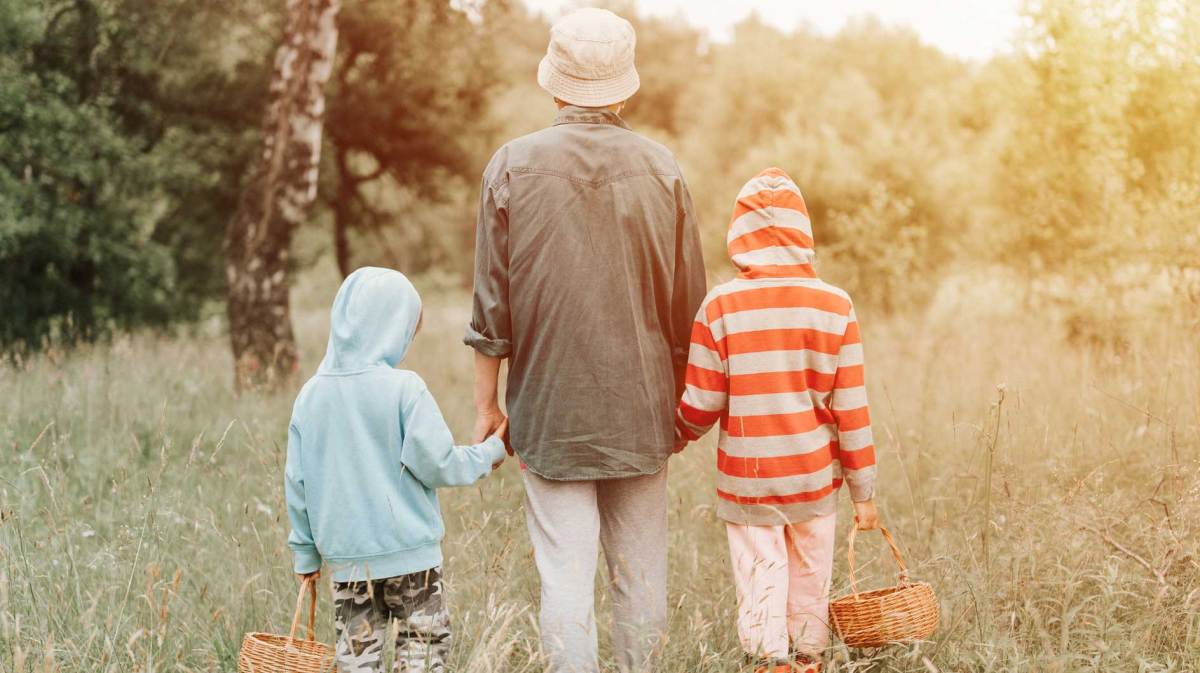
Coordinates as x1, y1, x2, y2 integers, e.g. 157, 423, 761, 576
318, 267, 422, 373
727, 167, 817, 279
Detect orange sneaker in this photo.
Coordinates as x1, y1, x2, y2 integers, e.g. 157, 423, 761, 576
751, 659, 796, 673
793, 653, 822, 673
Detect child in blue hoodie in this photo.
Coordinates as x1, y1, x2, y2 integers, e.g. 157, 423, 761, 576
285, 267, 508, 673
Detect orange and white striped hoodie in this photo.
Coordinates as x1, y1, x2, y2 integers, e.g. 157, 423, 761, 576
676, 168, 876, 525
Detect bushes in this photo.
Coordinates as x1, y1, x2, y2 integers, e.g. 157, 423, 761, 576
0, 0, 272, 354
671, 17, 984, 310
0, 3, 175, 351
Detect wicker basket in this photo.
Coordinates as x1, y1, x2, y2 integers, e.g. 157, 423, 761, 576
829, 525, 939, 648
238, 578, 337, 673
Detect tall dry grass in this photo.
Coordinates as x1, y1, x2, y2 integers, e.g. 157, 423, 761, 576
2, 270, 1197, 672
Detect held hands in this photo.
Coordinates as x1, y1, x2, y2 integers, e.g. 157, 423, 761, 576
473, 406, 511, 454
853, 499, 879, 530
490, 416, 509, 470
672, 425, 688, 454
491, 416, 509, 443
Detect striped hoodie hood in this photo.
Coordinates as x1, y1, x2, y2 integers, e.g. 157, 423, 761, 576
727, 168, 816, 279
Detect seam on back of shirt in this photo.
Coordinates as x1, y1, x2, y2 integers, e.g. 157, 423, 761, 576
506, 166, 678, 188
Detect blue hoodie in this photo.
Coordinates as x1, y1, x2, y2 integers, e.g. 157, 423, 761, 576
285, 267, 507, 582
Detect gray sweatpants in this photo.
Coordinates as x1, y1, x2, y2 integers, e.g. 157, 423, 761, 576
522, 467, 669, 673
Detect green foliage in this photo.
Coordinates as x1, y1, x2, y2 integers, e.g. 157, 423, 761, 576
323, 0, 512, 276
0, 0, 275, 353
671, 17, 986, 310
620, 12, 704, 136
998, 0, 1200, 275
331, 0, 497, 192
1, 0, 172, 350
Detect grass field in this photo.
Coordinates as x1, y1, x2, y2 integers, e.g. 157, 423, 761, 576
2, 268, 1198, 672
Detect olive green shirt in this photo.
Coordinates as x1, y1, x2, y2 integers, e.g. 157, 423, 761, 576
465, 106, 707, 480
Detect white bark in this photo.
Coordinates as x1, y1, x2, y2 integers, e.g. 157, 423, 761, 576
224, 0, 341, 389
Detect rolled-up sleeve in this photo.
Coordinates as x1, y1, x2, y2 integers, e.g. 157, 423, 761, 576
465, 168, 513, 358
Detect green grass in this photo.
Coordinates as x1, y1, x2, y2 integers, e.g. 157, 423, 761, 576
2, 273, 1198, 672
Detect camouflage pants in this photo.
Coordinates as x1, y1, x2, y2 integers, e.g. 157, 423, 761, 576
332, 568, 450, 673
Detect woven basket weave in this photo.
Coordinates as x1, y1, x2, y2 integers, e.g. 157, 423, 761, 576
829, 525, 939, 648
238, 578, 337, 673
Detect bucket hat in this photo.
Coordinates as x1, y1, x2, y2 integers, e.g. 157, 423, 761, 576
537, 8, 640, 107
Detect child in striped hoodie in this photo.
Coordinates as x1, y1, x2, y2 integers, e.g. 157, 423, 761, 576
675, 168, 879, 673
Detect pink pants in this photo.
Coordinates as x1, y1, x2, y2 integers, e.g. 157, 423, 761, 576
726, 512, 837, 658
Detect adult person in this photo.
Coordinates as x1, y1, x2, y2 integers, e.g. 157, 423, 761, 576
464, 8, 706, 673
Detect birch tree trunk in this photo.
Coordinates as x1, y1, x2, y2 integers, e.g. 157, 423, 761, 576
224, 0, 340, 390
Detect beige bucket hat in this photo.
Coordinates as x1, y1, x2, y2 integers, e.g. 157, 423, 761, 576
537, 8, 640, 108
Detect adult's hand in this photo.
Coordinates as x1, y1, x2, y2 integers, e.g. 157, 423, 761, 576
492, 416, 510, 442
473, 407, 510, 453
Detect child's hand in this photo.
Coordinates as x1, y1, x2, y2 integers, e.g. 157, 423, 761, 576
492, 417, 512, 456
853, 499, 879, 530
672, 424, 687, 453
297, 569, 320, 584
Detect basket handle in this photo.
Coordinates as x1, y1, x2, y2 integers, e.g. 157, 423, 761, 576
846, 524, 909, 598
287, 577, 318, 643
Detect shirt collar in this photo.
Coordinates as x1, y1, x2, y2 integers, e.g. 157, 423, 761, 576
553, 105, 631, 130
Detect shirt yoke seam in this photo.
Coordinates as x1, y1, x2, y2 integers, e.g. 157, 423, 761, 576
505, 166, 678, 188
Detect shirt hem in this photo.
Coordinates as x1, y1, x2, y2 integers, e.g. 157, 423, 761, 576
325, 543, 443, 583
520, 452, 671, 482
716, 492, 839, 526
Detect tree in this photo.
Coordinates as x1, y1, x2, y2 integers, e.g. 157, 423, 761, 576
0, 0, 273, 355
225, 0, 340, 389
672, 16, 982, 311
997, 0, 1200, 276
620, 13, 703, 136
323, 0, 505, 278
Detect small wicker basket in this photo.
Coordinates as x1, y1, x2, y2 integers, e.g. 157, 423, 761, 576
238, 578, 337, 673
829, 525, 939, 648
